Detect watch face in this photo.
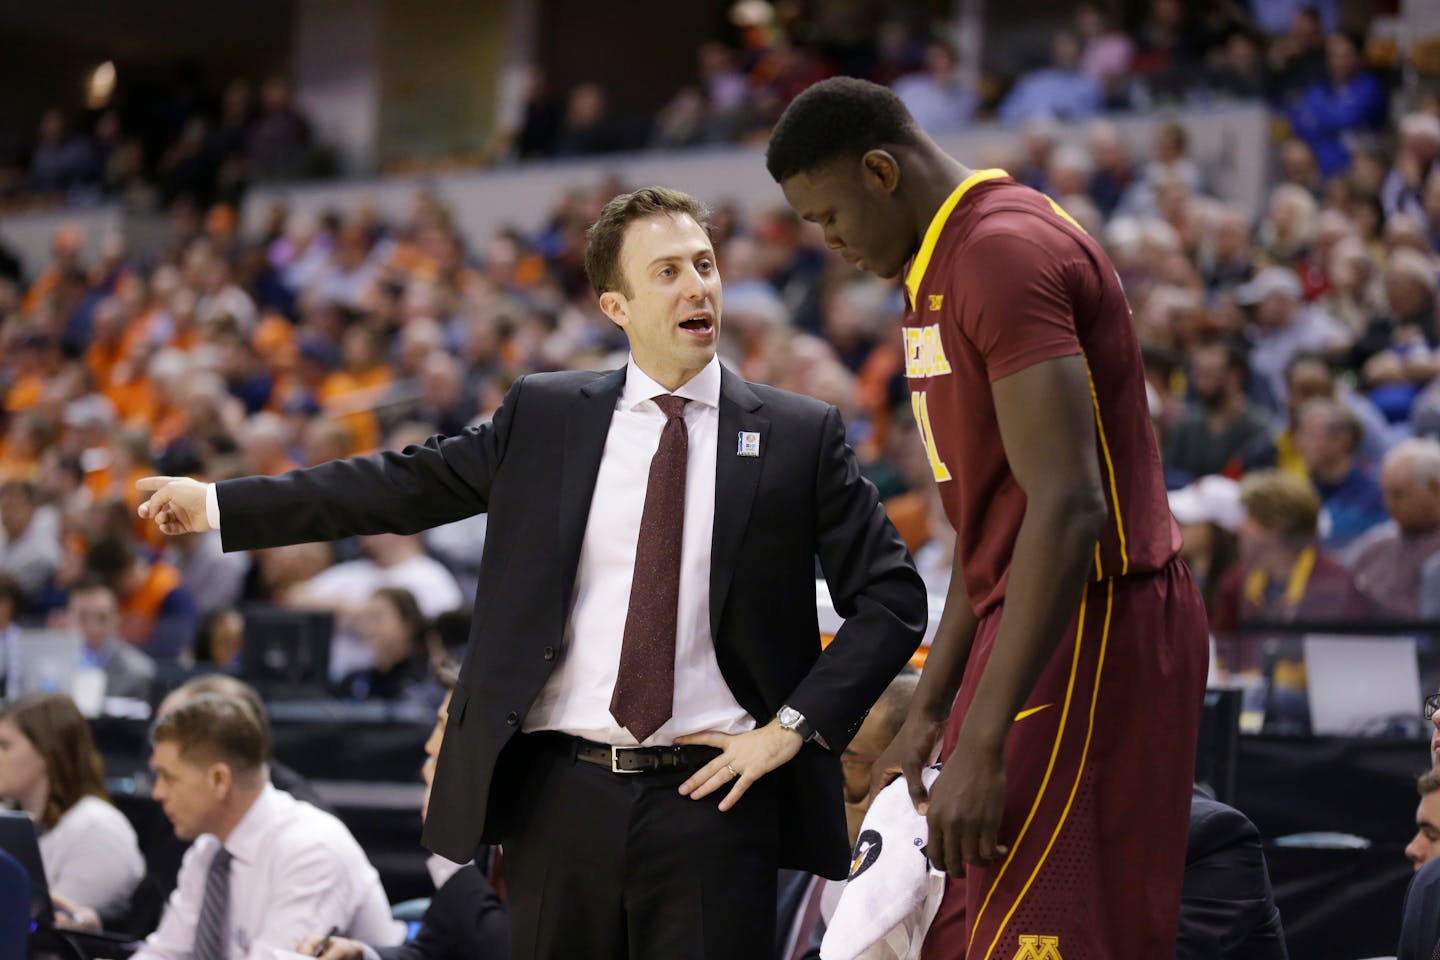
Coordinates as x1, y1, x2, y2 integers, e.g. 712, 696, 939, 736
778, 707, 800, 726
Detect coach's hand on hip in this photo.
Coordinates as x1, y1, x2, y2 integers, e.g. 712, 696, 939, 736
135, 476, 213, 536
676, 720, 803, 811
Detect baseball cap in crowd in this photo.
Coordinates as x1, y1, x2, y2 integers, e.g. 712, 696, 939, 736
1234, 266, 1302, 306
1168, 474, 1245, 532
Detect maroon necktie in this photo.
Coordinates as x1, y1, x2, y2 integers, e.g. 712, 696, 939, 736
610, 394, 690, 742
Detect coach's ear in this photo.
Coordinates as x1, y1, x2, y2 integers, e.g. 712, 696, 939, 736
599, 290, 628, 330
861, 149, 901, 195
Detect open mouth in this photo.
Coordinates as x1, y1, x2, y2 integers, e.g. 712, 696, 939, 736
679, 314, 714, 334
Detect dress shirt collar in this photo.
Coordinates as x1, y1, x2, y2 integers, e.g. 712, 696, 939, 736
221, 781, 282, 864
622, 355, 721, 412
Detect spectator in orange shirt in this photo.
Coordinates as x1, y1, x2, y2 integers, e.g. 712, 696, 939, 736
84, 298, 127, 392
84, 536, 198, 659
19, 224, 84, 316
3, 335, 61, 416
0, 413, 56, 483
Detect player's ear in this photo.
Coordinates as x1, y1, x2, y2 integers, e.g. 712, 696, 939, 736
861, 149, 901, 195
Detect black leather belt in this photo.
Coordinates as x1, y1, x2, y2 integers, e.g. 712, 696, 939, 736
568, 736, 720, 774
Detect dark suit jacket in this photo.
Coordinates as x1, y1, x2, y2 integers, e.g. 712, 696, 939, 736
1400, 854, 1440, 960
217, 368, 927, 879
377, 864, 507, 960
1178, 789, 1288, 960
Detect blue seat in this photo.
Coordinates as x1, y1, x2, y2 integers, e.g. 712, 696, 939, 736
0, 848, 31, 959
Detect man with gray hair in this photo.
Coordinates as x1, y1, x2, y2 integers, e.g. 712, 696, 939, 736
1384, 112, 1440, 225
1238, 266, 1350, 411
1292, 396, 1388, 551
1351, 438, 1440, 617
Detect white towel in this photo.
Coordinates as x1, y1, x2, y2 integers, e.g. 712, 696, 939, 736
821, 766, 945, 960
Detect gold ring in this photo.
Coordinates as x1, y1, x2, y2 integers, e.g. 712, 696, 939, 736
726, 762, 738, 777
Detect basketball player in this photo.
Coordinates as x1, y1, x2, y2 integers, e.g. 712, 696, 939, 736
767, 77, 1208, 959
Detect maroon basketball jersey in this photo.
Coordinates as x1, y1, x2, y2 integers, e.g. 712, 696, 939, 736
901, 170, 1181, 617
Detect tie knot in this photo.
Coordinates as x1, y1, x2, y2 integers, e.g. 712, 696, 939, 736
212, 847, 233, 869
653, 395, 689, 420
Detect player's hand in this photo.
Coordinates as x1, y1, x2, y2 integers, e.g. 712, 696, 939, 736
136, 476, 212, 536
676, 720, 804, 811
925, 731, 1008, 877
296, 933, 366, 960
868, 710, 945, 813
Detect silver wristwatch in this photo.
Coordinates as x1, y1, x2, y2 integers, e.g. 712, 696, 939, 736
776, 705, 815, 741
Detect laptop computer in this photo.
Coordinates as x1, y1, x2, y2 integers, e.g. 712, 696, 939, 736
6, 630, 83, 702
1303, 633, 1423, 735
0, 810, 139, 957
239, 607, 333, 700
0, 810, 49, 928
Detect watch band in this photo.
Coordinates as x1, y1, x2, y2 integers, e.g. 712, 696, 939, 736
777, 705, 815, 741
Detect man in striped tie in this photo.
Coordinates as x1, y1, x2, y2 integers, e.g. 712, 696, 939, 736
130, 693, 402, 960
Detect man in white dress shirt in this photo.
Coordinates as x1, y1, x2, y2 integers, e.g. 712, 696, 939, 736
133, 694, 402, 960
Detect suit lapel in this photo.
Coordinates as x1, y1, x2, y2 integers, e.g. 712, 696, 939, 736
710, 369, 767, 641
557, 368, 626, 609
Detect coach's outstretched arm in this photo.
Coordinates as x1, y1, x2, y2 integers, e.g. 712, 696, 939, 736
138, 377, 526, 549
922, 354, 1107, 878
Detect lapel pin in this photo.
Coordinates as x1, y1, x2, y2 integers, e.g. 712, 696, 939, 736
737, 431, 760, 457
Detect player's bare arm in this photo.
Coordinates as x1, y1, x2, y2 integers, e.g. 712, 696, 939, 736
868, 541, 978, 811
924, 354, 1107, 877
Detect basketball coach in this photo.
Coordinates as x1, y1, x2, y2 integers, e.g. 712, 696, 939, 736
138, 186, 927, 960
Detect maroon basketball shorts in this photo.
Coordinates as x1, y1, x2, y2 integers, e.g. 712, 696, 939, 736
923, 558, 1208, 960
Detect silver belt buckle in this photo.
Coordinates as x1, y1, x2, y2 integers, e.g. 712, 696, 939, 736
611, 745, 641, 774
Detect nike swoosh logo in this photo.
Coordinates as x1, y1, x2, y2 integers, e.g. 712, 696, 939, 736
1014, 704, 1053, 722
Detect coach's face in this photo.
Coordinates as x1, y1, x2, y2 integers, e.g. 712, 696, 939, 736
781, 152, 914, 281
600, 213, 721, 392
150, 740, 225, 841
1409, 790, 1440, 870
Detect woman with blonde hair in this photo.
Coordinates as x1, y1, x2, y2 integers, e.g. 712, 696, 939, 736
0, 692, 143, 925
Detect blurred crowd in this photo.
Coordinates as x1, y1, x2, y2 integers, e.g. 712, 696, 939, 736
0, 0, 1416, 210
0, 6, 1436, 721
0, 74, 321, 213
513, 0, 1395, 159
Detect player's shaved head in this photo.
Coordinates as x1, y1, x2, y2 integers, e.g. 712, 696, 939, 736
766, 77, 923, 183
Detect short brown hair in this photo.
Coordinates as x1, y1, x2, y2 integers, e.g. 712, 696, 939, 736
151, 692, 270, 780
164, 674, 269, 757
1298, 397, 1363, 454
584, 187, 711, 298
0, 694, 107, 830
1421, 770, 1440, 796
1239, 470, 1321, 543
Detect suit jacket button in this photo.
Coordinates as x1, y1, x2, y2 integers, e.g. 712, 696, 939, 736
542, 646, 556, 661
505, 712, 519, 725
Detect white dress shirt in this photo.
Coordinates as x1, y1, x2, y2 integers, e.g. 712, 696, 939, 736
204, 356, 754, 745
133, 784, 402, 960
524, 355, 753, 745
38, 795, 144, 921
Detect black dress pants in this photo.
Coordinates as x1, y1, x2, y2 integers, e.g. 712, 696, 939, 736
498, 732, 780, 960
